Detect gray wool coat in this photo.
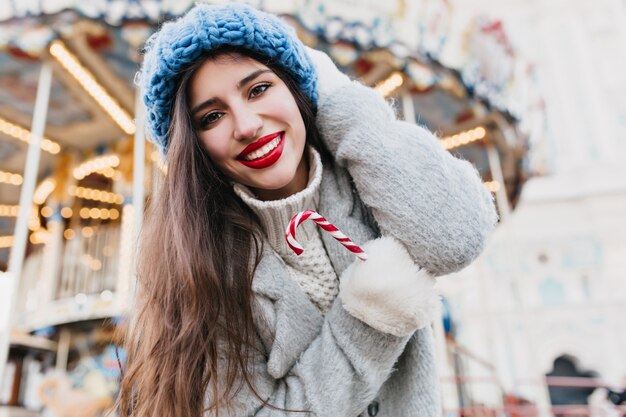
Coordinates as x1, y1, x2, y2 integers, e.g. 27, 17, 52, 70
208, 83, 498, 416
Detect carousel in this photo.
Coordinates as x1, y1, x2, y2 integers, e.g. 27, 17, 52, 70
0, 0, 540, 414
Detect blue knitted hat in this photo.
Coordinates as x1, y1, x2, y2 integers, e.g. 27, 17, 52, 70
139, 3, 317, 156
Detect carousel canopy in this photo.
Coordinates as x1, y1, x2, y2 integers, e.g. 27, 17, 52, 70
0, 0, 538, 252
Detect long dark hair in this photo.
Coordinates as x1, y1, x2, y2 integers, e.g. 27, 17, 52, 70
115, 48, 332, 417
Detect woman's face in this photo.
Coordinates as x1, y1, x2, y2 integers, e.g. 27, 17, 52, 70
188, 54, 308, 200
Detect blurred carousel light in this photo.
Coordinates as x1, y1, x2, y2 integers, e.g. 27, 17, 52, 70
69, 185, 123, 205
375, 71, 404, 97
0, 205, 19, 217
74, 293, 87, 305
484, 181, 501, 193
0, 170, 23, 186
0, 235, 14, 248
33, 178, 56, 205
100, 289, 114, 301
41, 206, 53, 218
49, 41, 135, 135
29, 230, 50, 245
60, 207, 73, 218
0, 117, 61, 154
73, 154, 120, 180
28, 205, 40, 231
441, 126, 487, 150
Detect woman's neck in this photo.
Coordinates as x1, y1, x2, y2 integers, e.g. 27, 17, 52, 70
251, 150, 310, 201
232, 147, 323, 251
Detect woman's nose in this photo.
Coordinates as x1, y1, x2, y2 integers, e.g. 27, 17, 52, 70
233, 106, 263, 141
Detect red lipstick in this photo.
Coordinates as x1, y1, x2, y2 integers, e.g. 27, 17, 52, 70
237, 132, 285, 170
237, 132, 282, 159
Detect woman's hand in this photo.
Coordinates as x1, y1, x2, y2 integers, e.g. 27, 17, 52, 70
305, 46, 352, 101
339, 236, 440, 337
316, 81, 498, 275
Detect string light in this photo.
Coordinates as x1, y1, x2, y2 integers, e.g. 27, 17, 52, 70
74, 293, 87, 304
60, 207, 73, 218
100, 290, 113, 301
95, 166, 118, 179
0, 170, 23, 186
49, 41, 136, 135
64, 229, 75, 240
484, 181, 501, 193
28, 205, 40, 231
78, 207, 120, 220
89, 208, 100, 219
29, 230, 50, 245
69, 185, 124, 204
0, 205, 19, 217
0, 117, 61, 154
33, 178, 56, 205
0, 235, 14, 248
40, 206, 53, 218
375, 72, 404, 97
441, 126, 487, 150
80, 253, 102, 271
73, 155, 120, 180
91, 259, 102, 271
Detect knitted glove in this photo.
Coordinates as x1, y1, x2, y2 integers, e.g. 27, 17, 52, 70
339, 236, 440, 337
305, 46, 351, 102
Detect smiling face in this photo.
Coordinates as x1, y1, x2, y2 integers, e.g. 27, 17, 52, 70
187, 54, 308, 201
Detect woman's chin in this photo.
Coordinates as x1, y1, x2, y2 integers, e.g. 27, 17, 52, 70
235, 155, 307, 199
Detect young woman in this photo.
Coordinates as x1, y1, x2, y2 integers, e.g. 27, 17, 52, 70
117, 3, 497, 417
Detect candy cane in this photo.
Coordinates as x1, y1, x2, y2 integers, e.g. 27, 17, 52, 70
286, 210, 368, 261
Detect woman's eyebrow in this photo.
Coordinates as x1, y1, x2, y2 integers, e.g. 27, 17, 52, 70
191, 97, 220, 115
237, 69, 272, 89
191, 69, 272, 115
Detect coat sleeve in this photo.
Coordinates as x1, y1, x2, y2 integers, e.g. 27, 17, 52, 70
316, 82, 498, 276
206, 298, 416, 417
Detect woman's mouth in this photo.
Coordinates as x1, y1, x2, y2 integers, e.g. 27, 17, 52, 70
237, 132, 285, 169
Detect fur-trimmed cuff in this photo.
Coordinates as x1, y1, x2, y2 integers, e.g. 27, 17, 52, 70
338, 237, 440, 337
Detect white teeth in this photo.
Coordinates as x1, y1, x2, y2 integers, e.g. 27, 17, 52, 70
243, 136, 282, 161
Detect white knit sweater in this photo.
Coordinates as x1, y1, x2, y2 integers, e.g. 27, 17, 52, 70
233, 147, 339, 314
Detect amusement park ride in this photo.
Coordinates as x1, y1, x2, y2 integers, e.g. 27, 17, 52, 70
0, 1, 535, 414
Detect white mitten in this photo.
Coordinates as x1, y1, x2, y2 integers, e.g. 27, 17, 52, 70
305, 46, 352, 101
339, 236, 440, 337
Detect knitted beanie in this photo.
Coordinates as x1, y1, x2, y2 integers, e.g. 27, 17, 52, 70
139, 3, 318, 156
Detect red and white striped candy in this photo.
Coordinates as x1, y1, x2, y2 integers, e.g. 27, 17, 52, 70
286, 210, 368, 261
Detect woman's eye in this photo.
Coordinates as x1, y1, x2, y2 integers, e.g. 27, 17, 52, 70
249, 83, 271, 99
200, 112, 223, 128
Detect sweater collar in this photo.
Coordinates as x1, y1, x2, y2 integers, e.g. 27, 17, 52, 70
233, 146, 323, 252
